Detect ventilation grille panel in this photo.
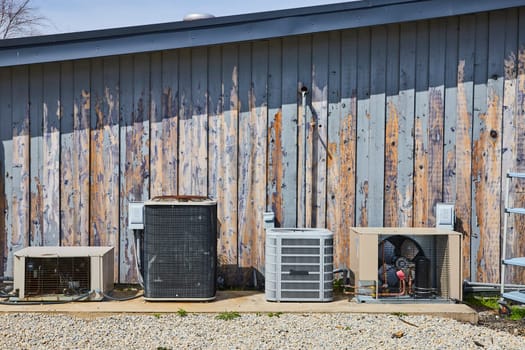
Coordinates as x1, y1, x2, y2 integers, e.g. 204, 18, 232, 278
265, 228, 333, 302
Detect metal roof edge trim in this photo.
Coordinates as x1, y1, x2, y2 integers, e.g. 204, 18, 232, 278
0, 0, 523, 67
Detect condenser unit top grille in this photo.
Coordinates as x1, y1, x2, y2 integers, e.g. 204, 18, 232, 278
267, 228, 333, 239
145, 196, 217, 206
14, 246, 113, 258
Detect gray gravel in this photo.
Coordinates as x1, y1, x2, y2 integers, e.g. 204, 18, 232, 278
0, 312, 523, 350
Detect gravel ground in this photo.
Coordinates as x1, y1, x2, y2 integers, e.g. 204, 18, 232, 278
0, 312, 523, 350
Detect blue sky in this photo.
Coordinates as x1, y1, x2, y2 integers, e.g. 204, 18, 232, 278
32, 0, 344, 34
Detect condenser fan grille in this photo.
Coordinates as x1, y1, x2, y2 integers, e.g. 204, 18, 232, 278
24, 257, 90, 296
144, 202, 217, 300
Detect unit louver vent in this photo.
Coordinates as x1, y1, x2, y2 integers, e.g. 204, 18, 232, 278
265, 228, 333, 302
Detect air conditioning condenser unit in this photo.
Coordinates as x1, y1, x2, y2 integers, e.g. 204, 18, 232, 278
13, 246, 114, 301
349, 227, 462, 303
265, 228, 333, 302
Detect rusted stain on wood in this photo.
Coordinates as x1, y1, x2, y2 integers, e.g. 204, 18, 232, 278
269, 110, 284, 226
384, 102, 399, 227
413, 115, 428, 227
456, 60, 473, 280
472, 92, 502, 283
340, 111, 357, 265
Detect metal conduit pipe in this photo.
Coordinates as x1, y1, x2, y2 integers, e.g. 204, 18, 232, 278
463, 280, 525, 293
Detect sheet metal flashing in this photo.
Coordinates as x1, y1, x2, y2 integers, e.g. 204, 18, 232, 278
0, 0, 523, 67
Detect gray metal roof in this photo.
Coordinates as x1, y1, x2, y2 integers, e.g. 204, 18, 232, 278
0, 0, 524, 67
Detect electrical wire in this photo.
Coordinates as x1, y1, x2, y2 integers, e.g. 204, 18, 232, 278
102, 291, 144, 301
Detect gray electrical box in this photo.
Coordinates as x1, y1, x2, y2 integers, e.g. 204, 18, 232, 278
435, 203, 454, 230
128, 202, 144, 229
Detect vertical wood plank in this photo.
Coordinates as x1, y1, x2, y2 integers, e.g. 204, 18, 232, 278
149, 52, 164, 197
427, 19, 447, 225
503, 9, 523, 284
384, 24, 401, 227
326, 31, 344, 266
444, 17, 459, 204
413, 21, 430, 227
311, 32, 329, 228
214, 44, 239, 275
160, 50, 179, 196
238, 41, 268, 276
29, 64, 43, 247
470, 13, 492, 282
120, 54, 150, 283
59, 61, 73, 246
279, 37, 298, 227
11, 66, 30, 266
395, 23, 417, 227
368, 26, 387, 227
472, 11, 504, 283
178, 47, 209, 196
0, 68, 12, 276
61, 60, 90, 247
355, 27, 371, 226
42, 63, 61, 246
191, 47, 208, 195
90, 57, 120, 280
509, 7, 525, 283
297, 35, 312, 228
178, 49, 192, 195
456, 15, 475, 280
208, 45, 221, 203
338, 30, 358, 267
267, 39, 284, 225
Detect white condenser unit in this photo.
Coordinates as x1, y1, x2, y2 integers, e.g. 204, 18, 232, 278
349, 227, 462, 303
265, 228, 333, 302
13, 246, 114, 301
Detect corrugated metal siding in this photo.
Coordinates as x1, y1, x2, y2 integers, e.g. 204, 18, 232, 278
1, 9, 525, 284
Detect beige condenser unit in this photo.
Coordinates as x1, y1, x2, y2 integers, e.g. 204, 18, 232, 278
13, 246, 114, 301
349, 227, 462, 303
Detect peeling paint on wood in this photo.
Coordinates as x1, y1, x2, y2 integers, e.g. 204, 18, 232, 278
472, 92, 502, 283
238, 41, 268, 276
456, 15, 475, 280
90, 57, 120, 280
0, 67, 11, 277
43, 63, 61, 246
11, 66, 30, 268
29, 64, 43, 247
216, 44, 239, 270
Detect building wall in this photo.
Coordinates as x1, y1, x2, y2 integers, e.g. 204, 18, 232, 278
1, 8, 525, 285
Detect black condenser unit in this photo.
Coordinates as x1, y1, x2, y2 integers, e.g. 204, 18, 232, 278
143, 196, 218, 300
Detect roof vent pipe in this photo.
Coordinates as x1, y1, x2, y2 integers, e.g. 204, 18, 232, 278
183, 13, 215, 21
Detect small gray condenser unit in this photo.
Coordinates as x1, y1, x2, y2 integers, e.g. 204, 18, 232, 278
265, 228, 333, 302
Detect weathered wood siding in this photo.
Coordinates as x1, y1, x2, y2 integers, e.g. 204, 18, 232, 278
1, 9, 525, 284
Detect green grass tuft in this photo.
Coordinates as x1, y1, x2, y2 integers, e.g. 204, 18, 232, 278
268, 312, 283, 318
177, 308, 188, 317
216, 311, 241, 321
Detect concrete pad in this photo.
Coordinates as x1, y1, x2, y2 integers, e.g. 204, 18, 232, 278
0, 291, 478, 324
